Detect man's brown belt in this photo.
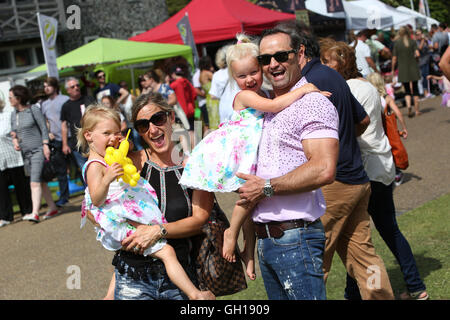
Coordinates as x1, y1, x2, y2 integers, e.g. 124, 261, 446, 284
254, 219, 315, 239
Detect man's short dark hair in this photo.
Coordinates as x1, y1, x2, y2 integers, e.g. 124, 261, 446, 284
356, 29, 370, 38
260, 20, 320, 59
439, 22, 447, 30
45, 77, 60, 94
199, 56, 213, 71
95, 69, 105, 78
431, 24, 438, 30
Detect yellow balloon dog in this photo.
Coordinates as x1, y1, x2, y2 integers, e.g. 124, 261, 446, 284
104, 129, 140, 186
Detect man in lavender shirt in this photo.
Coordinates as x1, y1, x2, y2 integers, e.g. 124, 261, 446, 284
237, 27, 339, 300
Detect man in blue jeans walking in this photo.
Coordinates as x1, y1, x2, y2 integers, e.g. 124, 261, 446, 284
237, 25, 339, 300
60, 77, 95, 187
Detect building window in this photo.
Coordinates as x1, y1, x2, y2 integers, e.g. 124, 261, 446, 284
0, 51, 11, 70
35, 47, 45, 64
14, 48, 32, 67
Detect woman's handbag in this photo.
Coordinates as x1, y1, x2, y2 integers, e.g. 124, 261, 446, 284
191, 199, 248, 296
382, 105, 409, 170
41, 158, 57, 182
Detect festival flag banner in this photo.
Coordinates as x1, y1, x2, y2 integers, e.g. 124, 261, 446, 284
177, 13, 199, 69
418, 0, 426, 16
37, 13, 59, 79
326, 0, 344, 13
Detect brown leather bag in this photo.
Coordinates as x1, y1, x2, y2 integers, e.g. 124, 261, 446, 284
190, 200, 247, 296
382, 105, 409, 170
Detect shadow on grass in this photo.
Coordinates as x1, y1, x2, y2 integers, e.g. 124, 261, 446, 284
385, 252, 442, 296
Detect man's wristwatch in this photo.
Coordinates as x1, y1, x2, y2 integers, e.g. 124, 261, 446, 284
263, 179, 274, 197
159, 224, 168, 238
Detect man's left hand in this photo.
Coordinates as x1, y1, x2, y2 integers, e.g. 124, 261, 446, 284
236, 172, 266, 208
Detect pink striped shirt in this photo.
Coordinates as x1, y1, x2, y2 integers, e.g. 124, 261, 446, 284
252, 77, 339, 223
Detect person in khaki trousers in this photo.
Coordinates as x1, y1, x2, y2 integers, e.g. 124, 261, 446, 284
321, 182, 393, 299
316, 37, 394, 299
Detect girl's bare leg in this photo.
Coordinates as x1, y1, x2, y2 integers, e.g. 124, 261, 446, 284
241, 217, 256, 280
103, 272, 115, 300
223, 204, 253, 262
153, 245, 215, 300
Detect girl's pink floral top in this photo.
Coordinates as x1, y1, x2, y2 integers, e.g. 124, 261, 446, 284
81, 159, 167, 256
179, 107, 263, 192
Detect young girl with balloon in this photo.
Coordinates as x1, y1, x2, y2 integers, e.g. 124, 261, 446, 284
78, 104, 214, 300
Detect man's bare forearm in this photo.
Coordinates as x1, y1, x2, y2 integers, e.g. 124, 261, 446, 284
271, 138, 339, 195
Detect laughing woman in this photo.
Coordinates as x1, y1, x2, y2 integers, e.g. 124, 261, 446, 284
100, 93, 214, 300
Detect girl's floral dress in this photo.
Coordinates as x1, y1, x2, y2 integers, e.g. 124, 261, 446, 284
80, 159, 166, 256
179, 107, 263, 192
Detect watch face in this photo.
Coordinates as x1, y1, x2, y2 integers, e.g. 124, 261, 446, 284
264, 186, 273, 197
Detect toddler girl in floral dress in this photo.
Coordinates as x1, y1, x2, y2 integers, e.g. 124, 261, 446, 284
179, 34, 330, 277
79, 104, 214, 300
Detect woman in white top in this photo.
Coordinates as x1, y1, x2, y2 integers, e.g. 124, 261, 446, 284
321, 40, 428, 300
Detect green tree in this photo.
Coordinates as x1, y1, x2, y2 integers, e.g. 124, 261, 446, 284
166, 0, 191, 16
370, 0, 448, 24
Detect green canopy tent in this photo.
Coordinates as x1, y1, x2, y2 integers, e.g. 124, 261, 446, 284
28, 37, 193, 92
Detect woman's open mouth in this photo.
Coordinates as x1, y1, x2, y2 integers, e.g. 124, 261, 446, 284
151, 134, 165, 148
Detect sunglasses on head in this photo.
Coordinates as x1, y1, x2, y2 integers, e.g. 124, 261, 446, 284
134, 111, 170, 133
257, 49, 298, 66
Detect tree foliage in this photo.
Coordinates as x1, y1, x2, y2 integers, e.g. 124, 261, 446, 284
165, 0, 191, 16
379, 0, 449, 24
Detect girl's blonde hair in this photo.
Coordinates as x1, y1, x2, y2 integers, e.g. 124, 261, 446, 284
215, 44, 231, 69
367, 72, 387, 96
226, 33, 260, 79
77, 104, 121, 155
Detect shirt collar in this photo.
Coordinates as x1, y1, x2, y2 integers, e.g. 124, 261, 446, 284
301, 57, 321, 78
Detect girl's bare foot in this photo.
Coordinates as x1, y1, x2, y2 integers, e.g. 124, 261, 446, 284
222, 228, 237, 262
240, 249, 256, 280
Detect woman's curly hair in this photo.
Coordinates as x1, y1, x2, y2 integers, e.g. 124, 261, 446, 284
320, 39, 361, 80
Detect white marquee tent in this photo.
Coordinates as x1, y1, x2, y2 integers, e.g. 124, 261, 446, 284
305, 0, 438, 31
396, 5, 440, 30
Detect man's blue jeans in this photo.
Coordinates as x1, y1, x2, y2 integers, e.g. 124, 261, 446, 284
257, 219, 327, 300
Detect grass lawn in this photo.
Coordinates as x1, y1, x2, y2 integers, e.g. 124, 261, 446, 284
219, 193, 450, 300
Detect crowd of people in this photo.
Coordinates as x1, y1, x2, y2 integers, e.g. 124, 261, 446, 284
1, 18, 449, 301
